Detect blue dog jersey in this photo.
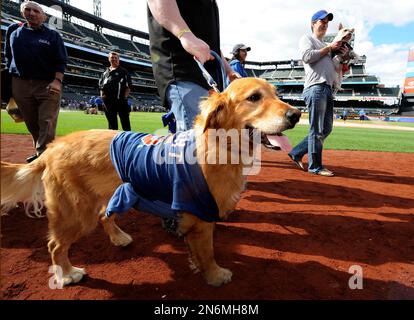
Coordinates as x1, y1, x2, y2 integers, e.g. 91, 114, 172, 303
106, 130, 220, 222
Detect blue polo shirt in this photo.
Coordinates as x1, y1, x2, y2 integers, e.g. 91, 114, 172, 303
5, 23, 67, 81
106, 130, 220, 222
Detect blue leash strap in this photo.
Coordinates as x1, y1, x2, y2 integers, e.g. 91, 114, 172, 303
194, 50, 227, 93
162, 51, 228, 133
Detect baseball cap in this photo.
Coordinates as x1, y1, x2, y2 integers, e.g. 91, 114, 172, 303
231, 44, 251, 54
311, 10, 333, 22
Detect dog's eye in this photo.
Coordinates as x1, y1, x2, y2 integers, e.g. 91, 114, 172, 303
247, 93, 261, 102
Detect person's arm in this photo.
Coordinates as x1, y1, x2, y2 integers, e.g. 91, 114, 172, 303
221, 52, 241, 82
4, 25, 15, 69
124, 70, 132, 98
98, 72, 106, 98
48, 32, 67, 94
147, 0, 213, 64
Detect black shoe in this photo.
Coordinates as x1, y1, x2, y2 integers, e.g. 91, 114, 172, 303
161, 217, 179, 237
26, 154, 38, 163
288, 153, 305, 171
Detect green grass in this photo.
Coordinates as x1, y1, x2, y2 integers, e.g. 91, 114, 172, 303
1, 110, 166, 135
284, 125, 414, 153
344, 120, 414, 128
300, 113, 414, 127
2, 110, 414, 153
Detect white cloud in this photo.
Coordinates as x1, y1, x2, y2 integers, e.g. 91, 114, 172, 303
68, 0, 414, 86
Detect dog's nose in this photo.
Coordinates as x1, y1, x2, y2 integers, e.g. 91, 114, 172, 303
285, 108, 301, 125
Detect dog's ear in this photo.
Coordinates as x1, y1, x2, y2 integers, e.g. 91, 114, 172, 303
350, 28, 355, 33
199, 91, 229, 133
338, 22, 343, 30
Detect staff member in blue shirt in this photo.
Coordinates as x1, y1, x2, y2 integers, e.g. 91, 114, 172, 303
229, 43, 251, 78
5, 1, 67, 163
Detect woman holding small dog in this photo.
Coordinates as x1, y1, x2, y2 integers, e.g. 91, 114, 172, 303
288, 10, 348, 176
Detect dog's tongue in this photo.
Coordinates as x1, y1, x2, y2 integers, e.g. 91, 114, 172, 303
266, 134, 292, 152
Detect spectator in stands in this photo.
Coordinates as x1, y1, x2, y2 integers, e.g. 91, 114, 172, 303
288, 10, 348, 177
229, 43, 251, 78
5, 1, 67, 163
99, 52, 132, 131
147, 0, 240, 133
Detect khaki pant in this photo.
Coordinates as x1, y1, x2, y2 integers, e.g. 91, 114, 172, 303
12, 77, 61, 155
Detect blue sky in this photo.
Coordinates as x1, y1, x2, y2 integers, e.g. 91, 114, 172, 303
369, 22, 414, 45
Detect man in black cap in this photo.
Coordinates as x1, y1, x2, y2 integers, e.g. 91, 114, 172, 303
229, 43, 251, 78
288, 9, 347, 177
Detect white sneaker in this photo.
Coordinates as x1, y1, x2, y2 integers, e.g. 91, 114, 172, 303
313, 168, 334, 177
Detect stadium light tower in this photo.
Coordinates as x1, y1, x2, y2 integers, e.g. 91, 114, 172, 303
93, 0, 102, 32
60, 0, 71, 21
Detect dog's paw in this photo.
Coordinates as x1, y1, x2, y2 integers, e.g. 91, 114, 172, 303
110, 230, 133, 247
60, 266, 86, 286
205, 267, 233, 287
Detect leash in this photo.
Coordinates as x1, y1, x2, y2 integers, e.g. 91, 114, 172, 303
162, 51, 228, 133
194, 50, 228, 93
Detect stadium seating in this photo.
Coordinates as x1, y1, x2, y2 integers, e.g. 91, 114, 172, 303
336, 89, 354, 96
290, 68, 305, 78
105, 33, 136, 53
351, 65, 364, 75
76, 25, 110, 45
354, 88, 378, 96
135, 71, 155, 79
379, 87, 400, 96
1, 0, 399, 113
245, 69, 255, 77
273, 69, 291, 79
364, 76, 379, 83
2, 0, 21, 18
133, 40, 151, 56
260, 69, 276, 79
61, 19, 84, 38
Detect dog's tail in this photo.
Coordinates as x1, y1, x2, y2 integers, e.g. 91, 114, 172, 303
1, 160, 46, 218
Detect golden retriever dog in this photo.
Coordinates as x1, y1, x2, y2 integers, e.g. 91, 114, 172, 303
1, 78, 300, 287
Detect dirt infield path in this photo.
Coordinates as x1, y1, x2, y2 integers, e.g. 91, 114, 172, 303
1, 134, 414, 300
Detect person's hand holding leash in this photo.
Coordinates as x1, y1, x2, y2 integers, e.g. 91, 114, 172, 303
180, 32, 214, 64
221, 51, 241, 83
228, 72, 241, 82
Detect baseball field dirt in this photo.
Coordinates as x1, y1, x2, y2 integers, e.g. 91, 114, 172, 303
1, 134, 413, 299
